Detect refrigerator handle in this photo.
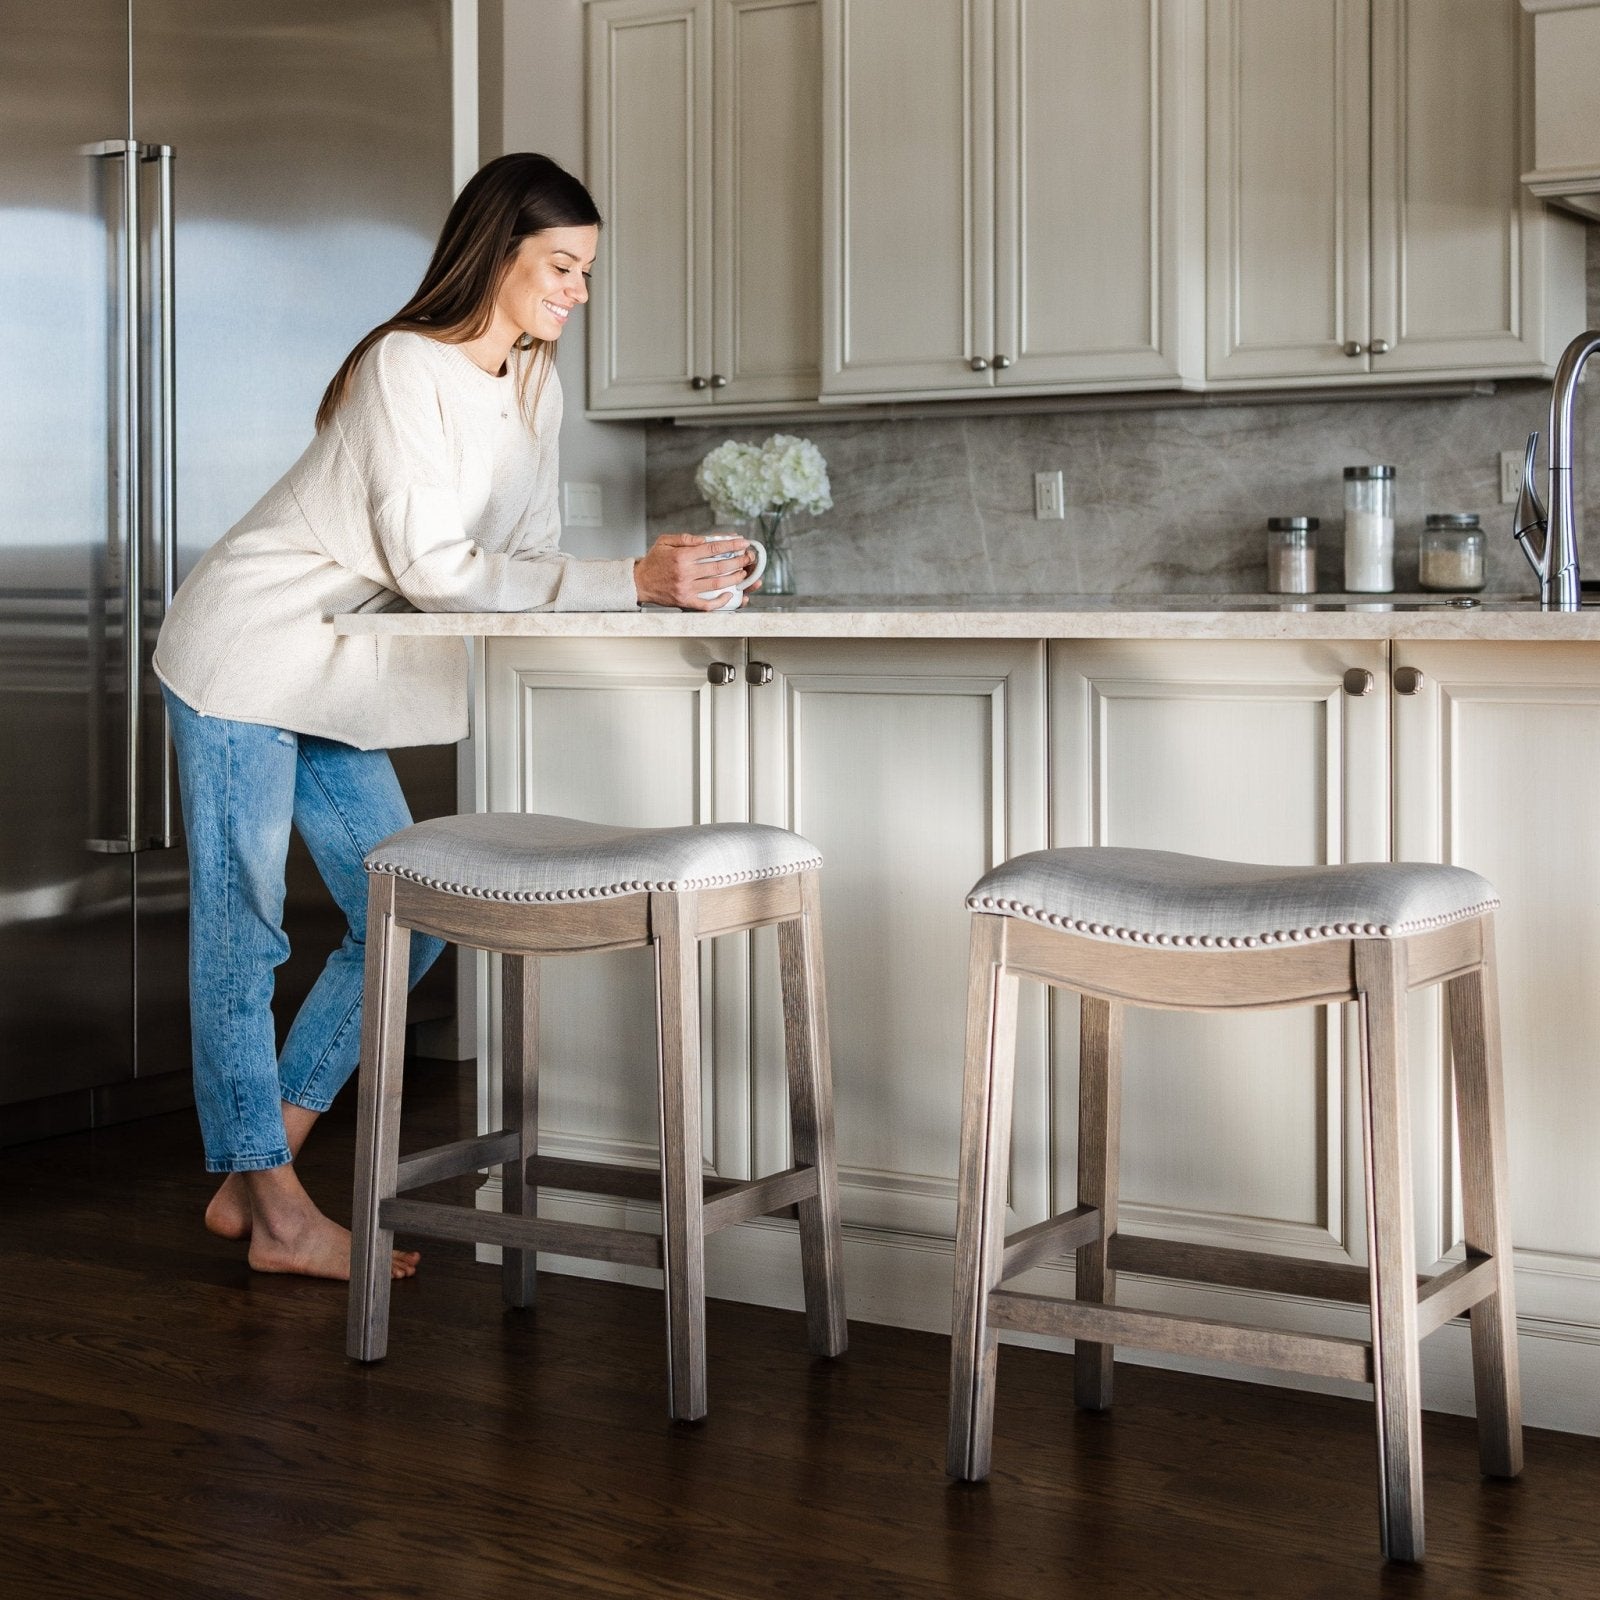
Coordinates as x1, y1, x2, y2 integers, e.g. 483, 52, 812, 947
83, 139, 144, 855
146, 144, 177, 848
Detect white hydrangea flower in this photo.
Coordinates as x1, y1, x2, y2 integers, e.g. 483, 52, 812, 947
695, 434, 832, 523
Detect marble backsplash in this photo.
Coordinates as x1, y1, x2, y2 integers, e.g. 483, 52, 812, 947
644, 229, 1600, 599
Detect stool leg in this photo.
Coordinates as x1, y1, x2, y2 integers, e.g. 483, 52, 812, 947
1074, 994, 1123, 1411
1446, 917, 1523, 1479
777, 871, 848, 1358
501, 954, 541, 1311
1355, 938, 1425, 1564
653, 890, 708, 1422
348, 873, 413, 1363
947, 914, 1020, 1480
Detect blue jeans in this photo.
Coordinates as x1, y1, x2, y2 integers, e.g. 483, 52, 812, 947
163, 686, 444, 1172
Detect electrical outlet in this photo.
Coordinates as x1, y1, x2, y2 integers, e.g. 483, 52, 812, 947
1499, 449, 1523, 506
563, 480, 603, 527
1034, 470, 1065, 520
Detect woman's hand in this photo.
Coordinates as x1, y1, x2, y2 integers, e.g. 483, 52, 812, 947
633, 534, 759, 610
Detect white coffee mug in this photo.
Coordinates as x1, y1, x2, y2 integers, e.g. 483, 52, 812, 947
693, 532, 767, 610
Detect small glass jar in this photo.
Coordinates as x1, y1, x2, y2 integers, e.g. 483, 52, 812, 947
1266, 517, 1318, 594
1343, 464, 1396, 593
1417, 512, 1486, 592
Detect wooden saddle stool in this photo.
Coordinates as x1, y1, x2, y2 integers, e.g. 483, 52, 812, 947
947, 846, 1522, 1562
347, 813, 848, 1421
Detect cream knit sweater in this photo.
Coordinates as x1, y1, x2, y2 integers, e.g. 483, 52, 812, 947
153, 332, 639, 750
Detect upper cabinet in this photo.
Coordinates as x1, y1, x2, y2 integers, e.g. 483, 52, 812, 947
1521, 0, 1600, 221
819, 0, 1204, 401
1206, 0, 1586, 386
586, 0, 822, 414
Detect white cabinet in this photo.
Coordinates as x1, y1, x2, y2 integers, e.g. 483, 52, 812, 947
1393, 643, 1600, 1328
585, 0, 822, 414
1521, 0, 1600, 221
1047, 640, 1403, 1261
746, 639, 1047, 1236
820, 0, 1204, 401
1206, 0, 1586, 385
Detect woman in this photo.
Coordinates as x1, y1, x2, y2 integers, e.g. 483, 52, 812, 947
154, 152, 751, 1282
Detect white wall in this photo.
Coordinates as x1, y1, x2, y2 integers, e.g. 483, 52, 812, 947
479, 0, 649, 560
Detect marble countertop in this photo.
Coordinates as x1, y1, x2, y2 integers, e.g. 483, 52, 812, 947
330, 593, 1600, 641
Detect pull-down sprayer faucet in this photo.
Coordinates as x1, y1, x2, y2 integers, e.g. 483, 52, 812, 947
1516, 329, 1600, 611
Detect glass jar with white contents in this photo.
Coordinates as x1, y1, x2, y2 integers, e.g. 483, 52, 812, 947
1417, 513, 1486, 592
1266, 517, 1318, 594
1343, 464, 1396, 593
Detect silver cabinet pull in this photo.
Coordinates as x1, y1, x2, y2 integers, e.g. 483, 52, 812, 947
746, 661, 773, 686
992, 354, 1012, 370
1394, 666, 1425, 695
1368, 339, 1392, 355
1343, 668, 1375, 697
690, 375, 709, 390
706, 662, 737, 686
709, 373, 728, 388
969, 356, 989, 371
146, 144, 177, 847
1343, 341, 1364, 358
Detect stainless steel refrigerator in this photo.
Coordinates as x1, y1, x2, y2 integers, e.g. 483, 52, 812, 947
1, 0, 458, 1145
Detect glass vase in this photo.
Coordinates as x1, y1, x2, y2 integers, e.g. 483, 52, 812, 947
755, 511, 794, 598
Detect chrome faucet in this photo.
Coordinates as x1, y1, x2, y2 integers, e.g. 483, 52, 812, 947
1516, 329, 1600, 610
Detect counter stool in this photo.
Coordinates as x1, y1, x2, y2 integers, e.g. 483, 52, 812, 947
347, 813, 848, 1421
947, 847, 1522, 1563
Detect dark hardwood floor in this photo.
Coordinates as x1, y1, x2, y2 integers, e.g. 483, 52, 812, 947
3, 1058, 1598, 1600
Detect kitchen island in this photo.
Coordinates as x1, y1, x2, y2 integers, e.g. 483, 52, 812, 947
336, 597, 1600, 1434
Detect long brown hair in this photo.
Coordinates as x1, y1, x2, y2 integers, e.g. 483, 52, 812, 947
316, 152, 602, 431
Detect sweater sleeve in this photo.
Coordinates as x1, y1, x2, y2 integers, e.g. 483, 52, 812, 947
341, 337, 639, 613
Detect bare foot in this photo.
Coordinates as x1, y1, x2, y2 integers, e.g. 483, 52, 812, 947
247, 1206, 420, 1282
205, 1174, 253, 1240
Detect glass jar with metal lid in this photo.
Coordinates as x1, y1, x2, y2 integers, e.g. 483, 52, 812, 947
1417, 512, 1486, 592
1266, 517, 1318, 594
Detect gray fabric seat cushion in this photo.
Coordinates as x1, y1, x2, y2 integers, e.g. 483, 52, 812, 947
968, 847, 1497, 948
365, 813, 821, 902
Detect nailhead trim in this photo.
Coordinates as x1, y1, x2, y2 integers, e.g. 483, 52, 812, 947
366, 853, 823, 903
965, 893, 1500, 947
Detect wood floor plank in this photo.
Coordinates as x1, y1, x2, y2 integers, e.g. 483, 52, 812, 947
3, 1058, 1598, 1598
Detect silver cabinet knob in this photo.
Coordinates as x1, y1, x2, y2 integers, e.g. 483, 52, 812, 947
969, 356, 989, 371
992, 354, 1012, 370
709, 373, 728, 388
1343, 341, 1364, 358
706, 662, 736, 686
1394, 666, 1424, 695
1368, 339, 1392, 356
1343, 668, 1375, 697
690, 375, 709, 390
746, 661, 773, 686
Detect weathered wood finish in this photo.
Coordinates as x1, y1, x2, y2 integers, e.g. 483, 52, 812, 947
947, 914, 1021, 1481
347, 864, 847, 1421
1355, 936, 1426, 1561
946, 904, 1520, 1564
1074, 993, 1123, 1410
777, 870, 849, 1358
1446, 916, 1524, 1479
347, 873, 412, 1363
500, 954, 540, 1310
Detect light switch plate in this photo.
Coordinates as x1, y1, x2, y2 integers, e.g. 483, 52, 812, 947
1034, 470, 1065, 520
563, 480, 603, 527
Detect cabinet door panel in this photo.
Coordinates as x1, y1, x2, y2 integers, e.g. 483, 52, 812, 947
995, 0, 1198, 388
1206, 0, 1371, 381
587, 0, 713, 412
1395, 644, 1600, 1286
714, 0, 822, 403
821, 0, 993, 396
750, 641, 1047, 1236
1368, 0, 1549, 375
1051, 641, 1393, 1260
482, 638, 749, 1175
